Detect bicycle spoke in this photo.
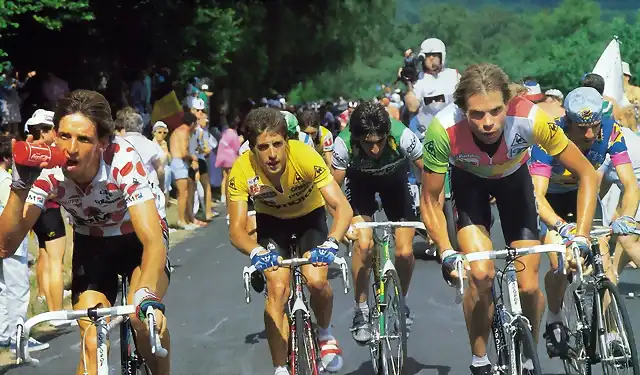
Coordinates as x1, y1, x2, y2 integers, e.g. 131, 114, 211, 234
378, 269, 406, 375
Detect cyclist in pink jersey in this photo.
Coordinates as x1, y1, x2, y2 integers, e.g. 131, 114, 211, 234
421, 63, 599, 375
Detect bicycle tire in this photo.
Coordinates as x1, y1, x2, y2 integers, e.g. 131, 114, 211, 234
513, 316, 543, 375
292, 309, 320, 375
377, 268, 407, 375
591, 279, 639, 375
562, 287, 591, 375
119, 278, 150, 375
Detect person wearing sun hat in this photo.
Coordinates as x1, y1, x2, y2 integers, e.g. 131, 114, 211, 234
523, 80, 545, 103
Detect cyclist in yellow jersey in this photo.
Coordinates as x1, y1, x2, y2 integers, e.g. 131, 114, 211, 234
421, 63, 599, 375
297, 109, 334, 167
227, 108, 353, 375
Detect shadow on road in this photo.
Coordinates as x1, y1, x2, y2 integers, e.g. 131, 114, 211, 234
617, 281, 640, 297
328, 267, 342, 281
244, 329, 267, 344
344, 357, 451, 375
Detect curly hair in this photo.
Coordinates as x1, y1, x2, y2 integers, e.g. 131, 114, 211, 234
349, 101, 391, 139
296, 109, 321, 129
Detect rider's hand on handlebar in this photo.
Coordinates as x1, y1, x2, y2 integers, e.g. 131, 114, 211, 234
133, 288, 167, 333
250, 246, 280, 272
440, 249, 468, 286
611, 215, 637, 235
555, 221, 577, 241
309, 238, 339, 267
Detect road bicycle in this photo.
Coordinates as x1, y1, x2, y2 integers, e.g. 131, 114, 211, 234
453, 243, 567, 375
561, 227, 639, 375
351, 220, 425, 375
15, 276, 167, 375
242, 234, 350, 375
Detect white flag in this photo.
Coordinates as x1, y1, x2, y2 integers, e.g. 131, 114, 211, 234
593, 37, 625, 105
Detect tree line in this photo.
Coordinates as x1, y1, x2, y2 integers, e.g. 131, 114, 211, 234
1, 0, 639, 106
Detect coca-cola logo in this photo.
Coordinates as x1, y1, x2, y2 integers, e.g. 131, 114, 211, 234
29, 152, 50, 162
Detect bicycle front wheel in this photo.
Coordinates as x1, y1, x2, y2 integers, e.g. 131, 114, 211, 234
511, 316, 542, 375
592, 279, 639, 375
291, 310, 320, 375
563, 286, 592, 375
376, 268, 407, 375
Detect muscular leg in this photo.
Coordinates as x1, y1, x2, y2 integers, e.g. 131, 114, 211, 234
175, 178, 189, 225
544, 231, 567, 324
263, 268, 292, 367
351, 215, 374, 304
45, 237, 66, 311
302, 265, 332, 330
394, 227, 415, 296
512, 240, 545, 343
37, 247, 49, 307
458, 225, 495, 358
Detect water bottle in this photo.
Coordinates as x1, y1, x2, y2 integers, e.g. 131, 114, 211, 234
12, 142, 67, 168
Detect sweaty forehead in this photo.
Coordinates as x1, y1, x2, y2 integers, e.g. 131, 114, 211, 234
466, 91, 505, 112
58, 113, 97, 136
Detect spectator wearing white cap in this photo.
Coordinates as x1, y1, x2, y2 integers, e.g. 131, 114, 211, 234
538, 89, 566, 119
152, 121, 172, 202
25, 109, 72, 328
522, 80, 545, 103
404, 37, 460, 113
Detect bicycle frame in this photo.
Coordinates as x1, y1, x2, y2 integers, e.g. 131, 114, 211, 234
16, 303, 167, 374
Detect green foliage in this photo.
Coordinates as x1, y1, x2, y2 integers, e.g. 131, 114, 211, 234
0, 0, 92, 71
288, 0, 640, 102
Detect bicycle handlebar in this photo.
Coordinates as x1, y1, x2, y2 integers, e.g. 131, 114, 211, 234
16, 304, 167, 364
242, 256, 350, 303
352, 221, 426, 230
453, 244, 566, 304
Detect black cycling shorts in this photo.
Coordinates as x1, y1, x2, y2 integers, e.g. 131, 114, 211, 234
71, 219, 171, 305
451, 164, 539, 245
198, 158, 209, 175
344, 168, 417, 221
256, 207, 327, 258
546, 190, 578, 222
33, 207, 66, 246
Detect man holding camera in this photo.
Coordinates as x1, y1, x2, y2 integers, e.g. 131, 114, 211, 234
401, 38, 460, 114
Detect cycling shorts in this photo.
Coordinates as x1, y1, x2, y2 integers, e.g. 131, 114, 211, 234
33, 207, 66, 246
451, 164, 539, 244
344, 168, 417, 221
71, 219, 171, 305
256, 207, 327, 258
198, 158, 209, 175
546, 190, 578, 222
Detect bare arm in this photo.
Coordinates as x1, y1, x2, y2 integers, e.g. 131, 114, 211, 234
0, 190, 42, 258
531, 174, 563, 227
556, 141, 600, 237
412, 157, 424, 171
153, 158, 165, 192
331, 168, 346, 187
613, 162, 640, 218
228, 200, 259, 255
320, 180, 353, 241
323, 151, 332, 169
420, 170, 453, 256
404, 83, 420, 113
129, 199, 168, 293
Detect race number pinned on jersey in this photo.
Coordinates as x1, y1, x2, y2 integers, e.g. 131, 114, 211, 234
247, 176, 261, 197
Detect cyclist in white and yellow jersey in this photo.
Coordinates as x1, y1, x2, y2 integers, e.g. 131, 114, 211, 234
297, 109, 334, 167
421, 63, 599, 375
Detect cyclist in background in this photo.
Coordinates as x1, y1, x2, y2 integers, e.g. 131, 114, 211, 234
297, 109, 334, 167
331, 101, 423, 343
529, 87, 638, 358
421, 63, 599, 375
227, 108, 353, 375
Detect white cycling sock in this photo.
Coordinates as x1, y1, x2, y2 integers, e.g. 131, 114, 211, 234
355, 302, 369, 316
471, 354, 490, 367
274, 365, 289, 375
546, 309, 565, 324
318, 326, 333, 341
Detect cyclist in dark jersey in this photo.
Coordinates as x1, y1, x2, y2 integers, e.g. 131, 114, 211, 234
331, 102, 422, 343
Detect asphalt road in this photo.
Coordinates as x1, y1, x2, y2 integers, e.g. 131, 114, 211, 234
5, 206, 640, 375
